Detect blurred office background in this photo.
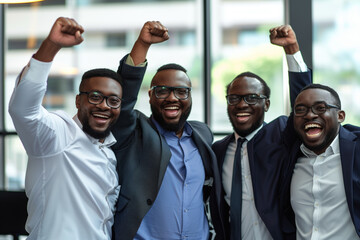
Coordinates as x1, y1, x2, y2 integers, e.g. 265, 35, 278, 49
1, 0, 360, 191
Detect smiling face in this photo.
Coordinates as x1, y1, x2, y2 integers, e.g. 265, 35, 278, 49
149, 69, 192, 136
227, 76, 270, 137
76, 76, 122, 141
293, 88, 345, 154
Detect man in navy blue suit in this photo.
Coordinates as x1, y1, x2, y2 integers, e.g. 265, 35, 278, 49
282, 84, 360, 239
212, 25, 312, 240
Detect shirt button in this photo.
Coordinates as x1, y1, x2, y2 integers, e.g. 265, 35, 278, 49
146, 199, 153, 205
184, 209, 188, 212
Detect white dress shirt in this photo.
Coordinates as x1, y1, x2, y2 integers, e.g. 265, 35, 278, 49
8, 58, 120, 240
291, 135, 359, 240
223, 125, 273, 240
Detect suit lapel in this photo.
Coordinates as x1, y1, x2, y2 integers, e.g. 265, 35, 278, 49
339, 126, 357, 216
146, 118, 172, 189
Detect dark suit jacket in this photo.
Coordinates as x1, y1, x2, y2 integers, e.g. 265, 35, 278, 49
111, 55, 226, 240
281, 122, 360, 238
211, 70, 312, 240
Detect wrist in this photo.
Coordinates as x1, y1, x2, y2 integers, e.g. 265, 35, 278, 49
33, 38, 61, 62
284, 43, 300, 55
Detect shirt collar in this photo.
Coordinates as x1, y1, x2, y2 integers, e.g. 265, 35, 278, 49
300, 134, 340, 157
234, 124, 263, 143
73, 115, 117, 147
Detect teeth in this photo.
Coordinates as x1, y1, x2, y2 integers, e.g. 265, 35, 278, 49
93, 113, 109, 119
236, 113, 250, 117
305, 123, 321, 130
164, 106, 179, 110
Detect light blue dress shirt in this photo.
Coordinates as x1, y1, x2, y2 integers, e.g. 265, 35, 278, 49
134, 118, 209, 240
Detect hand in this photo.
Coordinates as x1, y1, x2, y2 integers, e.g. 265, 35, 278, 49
138, 21, 169, 46
129, 21, 169, 65
47, 17, 84, 48
269, 25, 299, 54
34, 17, 84, 62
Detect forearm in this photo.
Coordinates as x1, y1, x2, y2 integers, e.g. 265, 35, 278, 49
9, 58, 51, 117
286, 51, 308, 72
129, 39, 151, 66
33, 38, 61, 62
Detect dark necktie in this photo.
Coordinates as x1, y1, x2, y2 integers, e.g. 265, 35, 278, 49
230, 138, 246, 240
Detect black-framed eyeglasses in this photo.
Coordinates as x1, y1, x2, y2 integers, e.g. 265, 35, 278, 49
294, 102, 340, 117
150, 86, 191, 100
226, 94, 267, 105
79, 91, 122, 109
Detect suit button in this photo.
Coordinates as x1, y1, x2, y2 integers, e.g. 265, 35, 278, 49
147, 199, 153, 205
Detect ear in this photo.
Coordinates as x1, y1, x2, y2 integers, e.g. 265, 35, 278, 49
264, 99, 270, 112
75, 94, 80, 109
337, 110, 345, 123
148, 89, 152, 104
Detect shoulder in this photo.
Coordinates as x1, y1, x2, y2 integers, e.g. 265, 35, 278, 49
188, 120, 211, 134
341, 124, 360, 140
188, 120, 213, 144
212, 134, 233, 153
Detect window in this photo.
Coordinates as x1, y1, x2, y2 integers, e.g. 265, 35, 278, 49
313, 0, 360, 125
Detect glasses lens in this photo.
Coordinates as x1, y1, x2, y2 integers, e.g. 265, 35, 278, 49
244, 95, 260, 105
226, 95, 239, 105
312, 103, 327, 115
174, 88, 190, 100
154, 87, 170, 99
88, 92, 103, 104
294, 105, 307, 116
107, 96, 121, 108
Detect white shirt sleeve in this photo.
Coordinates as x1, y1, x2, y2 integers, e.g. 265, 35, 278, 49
8, 57, 70, 156
286, 51, 308, 72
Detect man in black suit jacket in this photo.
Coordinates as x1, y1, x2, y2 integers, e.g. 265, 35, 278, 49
281, 84, 360, 239
212, 25, 312, 240
111, 22, 224, 240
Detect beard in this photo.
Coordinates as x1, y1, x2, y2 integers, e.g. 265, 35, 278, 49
82, 117, 112, 140
228, 109, 264, 138
151, 103, 192, 133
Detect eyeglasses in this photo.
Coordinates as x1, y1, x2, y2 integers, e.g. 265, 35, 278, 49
226, 94, 267, 105
151, 86, 191, 100
79, 91, 122, 109
294, 102, 340, 117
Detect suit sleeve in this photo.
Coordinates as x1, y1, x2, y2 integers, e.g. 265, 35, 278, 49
111, 54, 147, 149
288, 69, 312, 109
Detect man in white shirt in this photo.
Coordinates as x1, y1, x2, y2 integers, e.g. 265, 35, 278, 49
284, 83, 360, 239
212, 25, 312, 240
8, 17, 168, 240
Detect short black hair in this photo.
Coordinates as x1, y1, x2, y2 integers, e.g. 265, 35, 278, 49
157, 63, 187, 73
226, 71, 271, 98
79, 68, 122, 91
151, 63, 191, 87
300, 83, 341, 108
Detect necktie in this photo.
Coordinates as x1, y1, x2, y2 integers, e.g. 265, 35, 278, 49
230, 138, 246, 240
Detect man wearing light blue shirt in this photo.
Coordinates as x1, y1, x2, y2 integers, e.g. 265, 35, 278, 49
111, 32, 222, 239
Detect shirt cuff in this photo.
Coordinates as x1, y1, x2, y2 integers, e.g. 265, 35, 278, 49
125, 54, 147, 67
286, 51, 308, 72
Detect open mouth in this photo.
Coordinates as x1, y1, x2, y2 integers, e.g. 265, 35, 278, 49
163, 106, 180, 118
92, 112, 110, 124
235, 112, 251, 123
304, 123, 323, 138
